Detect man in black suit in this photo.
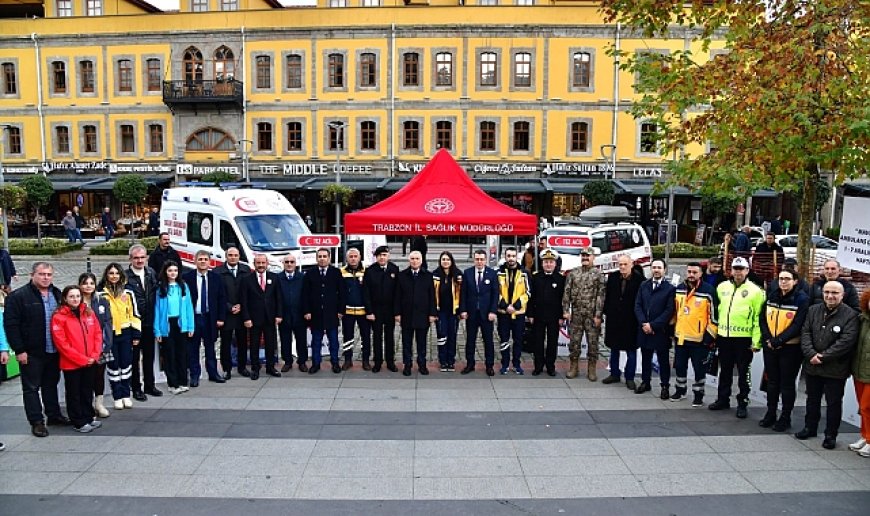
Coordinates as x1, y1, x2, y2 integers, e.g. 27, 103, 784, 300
364, 245, 400, 373
277, 253, 308, 372
394, 251, 436, 376
149, 232, 183, 274
214, 247, 251, 379
526, 249, 566, 376
459, 249, 500, 376
183, 250, 227, 386
240, 254, 283, 380
126, 244, 161, 400
302, 247, 346, 374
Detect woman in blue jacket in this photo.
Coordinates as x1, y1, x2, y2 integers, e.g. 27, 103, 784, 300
153, 261, 194, 395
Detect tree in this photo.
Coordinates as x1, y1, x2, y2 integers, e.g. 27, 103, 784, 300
582, 180, 616, 207
600, 0, 870, 278
320, 183, 355, 207
0, 184, 26, 246
20, 175, 54, 246
113, 175, 149, 240
200, 171, 236, 185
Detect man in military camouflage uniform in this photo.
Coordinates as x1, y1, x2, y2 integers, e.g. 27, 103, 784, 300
561, 247, 604, 381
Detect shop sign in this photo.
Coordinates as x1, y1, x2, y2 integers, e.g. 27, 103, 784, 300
541, 162, 612, 176
260, 163, 374, 176
3, 165, 43, 174
633, 167, 663, 177
176, 163, 241, 176
473, 163, 538, 175
108, 163, 173, 174
397, 161, 426, 174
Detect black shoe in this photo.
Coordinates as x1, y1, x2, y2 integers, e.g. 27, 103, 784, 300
46, 416, 71, 426
298, 363, 309, 373
281, 363, 292, 373
144, 387, 163, 397
342, 361, 353, 371
362, 360, 372, 371
419, 365, 429, 375
773, 416, 791, 432
372, 364, 381, 373
223, 371, 232, 381
794, 428, 817, 440
332, 363, 342, 374
822, 435, 837, 449
601, 375, 621, 384
31, 423, 49, 438
532, 368, 542, 376
625, 380, 637, 391
708, 399, 731, 411
239, 369, 251, 378
308, 364, 320, 374
132, 390, 148, 402
660, 387, 670, 400
485, 367, 495, 377
461, 365, 475, 375
387, 362, 398, 373
546, 369, 556, 377
267, 369, 282, 378
189, 381, 199, 388
736, 405, 748, 419
250, 371, 259, 381
208, 376, 226, 384
402, 365, 412, 376
759, 411, 777, 428
634, 382, 651, 394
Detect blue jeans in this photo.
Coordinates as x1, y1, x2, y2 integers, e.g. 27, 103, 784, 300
65, 229, 76, 242
497, 314, 525, 368
311, 327, 339, 365
436, 311, 458, 367
609, 349, 638, 381
104, 225, 115, 241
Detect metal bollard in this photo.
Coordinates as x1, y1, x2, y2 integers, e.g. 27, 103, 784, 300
86, 257, 91, 274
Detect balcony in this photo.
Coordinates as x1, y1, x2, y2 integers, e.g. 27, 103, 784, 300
162, 79, 243, 113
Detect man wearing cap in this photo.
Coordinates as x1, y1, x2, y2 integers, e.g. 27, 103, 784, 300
709, 256, 765, 418
526, 249, 565, 376
562, 247, 605, 381
496, 247, 530, 375
364, 245, 401, 373
340, 248, 370, 371
810, 259, 860, 311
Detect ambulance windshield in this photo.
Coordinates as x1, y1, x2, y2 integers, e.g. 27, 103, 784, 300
235, 214, 309, 251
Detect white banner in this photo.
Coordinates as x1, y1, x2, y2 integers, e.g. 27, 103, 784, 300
837, 196, 870, 273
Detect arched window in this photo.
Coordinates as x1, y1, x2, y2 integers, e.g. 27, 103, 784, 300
183, 47, 204, 83
213, 46, 235, 81
186, 127, 234, 151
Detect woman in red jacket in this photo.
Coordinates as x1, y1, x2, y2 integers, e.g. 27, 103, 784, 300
51, 285, 103, 433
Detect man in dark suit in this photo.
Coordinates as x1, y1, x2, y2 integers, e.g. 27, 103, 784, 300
183, 250, 227, 386
240, 254, 283, 380
302, 247, 346, 374
634, 259, 677, 399
364, 245, 400, 373
214, 247, 251, 379
526, 249, 566, 376
394, 251, 436, 376
277, 253, 308, 372
459, 249, 500, 376
147, 207, 160, 237
126, 244, 161, 400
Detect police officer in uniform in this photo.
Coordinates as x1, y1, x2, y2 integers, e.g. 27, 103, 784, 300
526, 249, 565, 376
364, 246, 400, 373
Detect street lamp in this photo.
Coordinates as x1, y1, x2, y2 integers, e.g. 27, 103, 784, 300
599, 143, 616, 181
236, 139, 253, 183
0, 125, 10, 252
327, 121, 345, 258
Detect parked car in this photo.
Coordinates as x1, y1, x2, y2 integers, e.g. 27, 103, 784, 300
752, 234, 839, 263
541, 222, 652, 276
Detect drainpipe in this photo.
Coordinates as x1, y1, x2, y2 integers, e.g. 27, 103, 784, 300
241, 26, 247, 179
32, 33, 47, 163
389, 23, 395, 174
610, 22, 621, 180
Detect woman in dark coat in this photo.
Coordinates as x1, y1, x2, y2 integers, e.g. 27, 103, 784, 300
602, 256, 644, 390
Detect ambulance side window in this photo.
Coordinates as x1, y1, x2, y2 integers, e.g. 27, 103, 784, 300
187, 212, 213, 246
220, 220, 247, 262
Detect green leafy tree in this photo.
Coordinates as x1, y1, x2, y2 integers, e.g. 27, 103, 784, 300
582, 180, 616, 207
0, 184, 26, 241
600, 0, 870, 277
320, 183, 355, 207
200, 171, 236, 185
114, 175, 149, 240
20, 175, 54, 246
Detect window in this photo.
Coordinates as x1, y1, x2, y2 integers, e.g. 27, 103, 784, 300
286, 122, 303, 151
149, 124, 164, 153
513, 121, 530, 151
86, 0, 102, 16
187, 213, 213, 246
328, 123, 344, 151
479, 121, 496, 151
435, 52, 452, 87
220, 220, 246, 260
640, 122, 658, 154
480, 52, 497, 87
480, 0, 497, 5
256, 56, 271, 89
359, 53, 377, 88
192, 0, 208, 12
514, 52, 531, 87
80, 60, 95, 93
257, 122, 273, 151
120, 124, 135, 153
57, 0, 72, 16
56, 126, 70, 154
436, 121, 452, 150
221, 0, 238, 10
516, 0, 533, 4
402, 53, 419, 87
328, 0, 346, 6
83, 125, 98, 153
286, 54, 302, 88
117, 59, 133, 92
571, 122, 589, 152
328, 53, 344, 88
52, 61, 67, 94
573, 52, 591, 88
403, 121, 419, 151
2, 63, 16, 95
6, 127, 21, 154
146, 59, 161, 91
361, 0, 379, 5
360, 121, 376, 151
214, 47, 235, 82
187, 128, 234, 151
183, 47, 203, 83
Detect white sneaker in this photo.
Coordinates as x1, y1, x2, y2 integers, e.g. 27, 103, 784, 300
113, 399, 124, 410
122, 397, 133, 408
858, 444, 870, 458
848, 437, 867, 451
168, 387, 181, 395
74, 423, 95, 433
89, 419, 103, 429
179, 386, 190, 392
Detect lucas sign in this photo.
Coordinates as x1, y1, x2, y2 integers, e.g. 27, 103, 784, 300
838, 196, 870, 273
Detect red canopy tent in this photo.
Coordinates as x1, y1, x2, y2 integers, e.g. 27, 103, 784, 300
345, 149, 537, 236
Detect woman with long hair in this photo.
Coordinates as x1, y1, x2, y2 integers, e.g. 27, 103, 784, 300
153, 260, 194, 394
79, 272, 113, 418
51, 286, 103, 433
98, 263, 141, 410
432, 251, 462, 372
850, 290, 870, 457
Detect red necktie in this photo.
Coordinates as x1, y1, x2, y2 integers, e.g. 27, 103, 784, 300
259, 273, 266, 291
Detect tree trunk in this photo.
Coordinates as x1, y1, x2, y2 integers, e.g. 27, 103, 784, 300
35, 207, 42, 246
797, 169, 818, 280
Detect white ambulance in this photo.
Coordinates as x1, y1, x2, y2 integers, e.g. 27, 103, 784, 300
160, 186, 317, 271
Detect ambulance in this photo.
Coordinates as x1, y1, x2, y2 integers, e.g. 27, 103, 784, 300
160, 185, 317, 271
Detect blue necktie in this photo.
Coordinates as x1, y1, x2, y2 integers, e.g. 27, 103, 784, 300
201, 274, 208, 313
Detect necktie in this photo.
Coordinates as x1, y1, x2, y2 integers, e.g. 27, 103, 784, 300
287, 273, 292, 280
653, 280, 659, 291
200, 274, 208, 313
260, 273, 266, 291
413, 270, 418, 279
230, 267, 236, 278
477, 271, 482, 289
321, 268, 326, 277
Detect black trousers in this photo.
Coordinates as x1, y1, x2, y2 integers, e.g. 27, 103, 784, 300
163, 317, 189, 389
131, 326, 156, 392
804, 374, 847, 437
249, 322, 278, 371
92, 363, 106, 396
220, 324, 247, 373
64, 366, 95, 428
279, 319, 308, 364
716, 337, 754, 405
19, 351, 62, 424
533, 319, 560, 372
401, 327, 428, 366
763, 344, 803, 413
371, 314, 396, 365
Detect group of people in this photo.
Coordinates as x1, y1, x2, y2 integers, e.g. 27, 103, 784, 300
62, 206, 162, 243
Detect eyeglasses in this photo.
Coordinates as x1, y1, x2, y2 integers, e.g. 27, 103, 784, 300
284, 261, 295, 264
